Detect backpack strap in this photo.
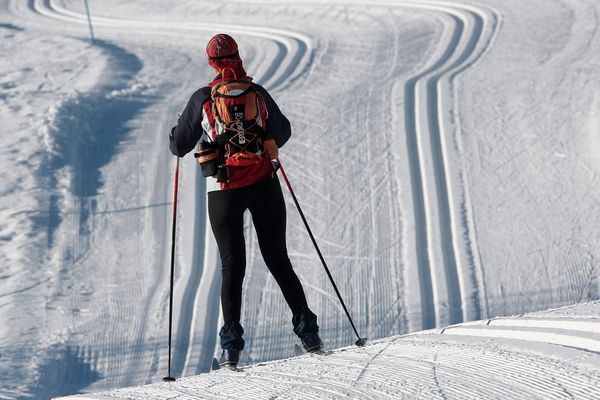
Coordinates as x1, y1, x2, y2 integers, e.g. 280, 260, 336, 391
211, 82, 256, 99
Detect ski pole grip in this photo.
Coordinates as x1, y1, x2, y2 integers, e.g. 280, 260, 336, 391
271, 159, 280, 172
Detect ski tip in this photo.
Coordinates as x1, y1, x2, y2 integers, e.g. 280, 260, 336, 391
211, 358, 221, 371
355, 337, 368, 347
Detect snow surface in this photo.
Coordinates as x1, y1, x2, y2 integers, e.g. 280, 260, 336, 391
56, 301, 600, 399
0, 0, 599, 399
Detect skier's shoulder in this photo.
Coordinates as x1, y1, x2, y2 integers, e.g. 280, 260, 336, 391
189, 86, 211, 106
250, 83, 281, 112
252, 82, 271, 98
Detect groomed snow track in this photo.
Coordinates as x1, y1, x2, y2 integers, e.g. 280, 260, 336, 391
57, 303, 600, 399
394, 0, 500, 329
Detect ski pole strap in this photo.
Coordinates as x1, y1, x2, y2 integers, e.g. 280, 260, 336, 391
277, 160, 367, 347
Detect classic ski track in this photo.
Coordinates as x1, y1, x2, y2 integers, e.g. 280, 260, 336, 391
397, 1, 499, 328
24, 0, 314, 383
32, 0, 313, 90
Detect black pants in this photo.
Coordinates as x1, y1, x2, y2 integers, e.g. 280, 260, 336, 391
208, 176, 310, 338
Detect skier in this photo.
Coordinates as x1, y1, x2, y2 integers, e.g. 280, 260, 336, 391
169, 33, 322, 368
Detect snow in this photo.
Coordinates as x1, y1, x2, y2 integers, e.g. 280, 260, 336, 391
0, 0, 599, 399
56, 302, 600, 399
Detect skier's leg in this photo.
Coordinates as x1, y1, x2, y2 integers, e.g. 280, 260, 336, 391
248, 176, 310, 315
248, 177, 322, 350
208, 189, 247, 351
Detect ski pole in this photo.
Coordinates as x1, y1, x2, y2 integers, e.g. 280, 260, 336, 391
276, 160, 367, 347
163, 157, 180, 382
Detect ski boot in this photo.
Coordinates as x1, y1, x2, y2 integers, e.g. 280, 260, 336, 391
293, 306, 322, 352
219, 348, 241, 369
301, 331, 323, 353
217, 322, 244, 370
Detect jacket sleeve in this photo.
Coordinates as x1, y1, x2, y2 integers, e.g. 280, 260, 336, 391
256, 85, 291, 148
169, 87, 211, 157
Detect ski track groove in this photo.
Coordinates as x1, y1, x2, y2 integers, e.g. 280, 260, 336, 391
449, 3, 501, 318
401, 5, 457, 330
402, 1, 499, 329
176, 165, 209, 377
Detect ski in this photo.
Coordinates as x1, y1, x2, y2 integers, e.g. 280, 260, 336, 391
211, 357, 242, 372
212, 346, 331, 373
294, 343, 331, 357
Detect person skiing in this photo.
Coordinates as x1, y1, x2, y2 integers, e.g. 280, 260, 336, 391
169, 33, 322, 368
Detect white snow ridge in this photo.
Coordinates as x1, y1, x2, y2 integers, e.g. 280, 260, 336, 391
1, 0, 600, 399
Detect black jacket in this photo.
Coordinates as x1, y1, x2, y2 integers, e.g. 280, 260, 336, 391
169, 81, 291, 157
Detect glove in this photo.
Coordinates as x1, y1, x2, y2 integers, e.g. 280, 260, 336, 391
263, 138, 278, 160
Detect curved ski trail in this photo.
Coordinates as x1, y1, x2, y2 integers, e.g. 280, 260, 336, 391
394, 0, 500, 329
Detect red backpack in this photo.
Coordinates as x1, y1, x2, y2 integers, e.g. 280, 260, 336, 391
210, 68, 268, 167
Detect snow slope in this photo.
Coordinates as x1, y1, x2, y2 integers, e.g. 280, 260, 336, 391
0, 0, 599, 398
57, 301, 600, 399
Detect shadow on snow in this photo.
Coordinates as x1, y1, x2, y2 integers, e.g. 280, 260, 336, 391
33, 39, 147, 248
19, 344, 102, 400
21, 39, 150, 398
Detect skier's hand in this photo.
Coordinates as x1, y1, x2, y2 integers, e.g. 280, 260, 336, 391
263, 138, 278, 160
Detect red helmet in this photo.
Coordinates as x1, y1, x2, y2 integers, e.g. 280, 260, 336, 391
206, 34, 247, 78
206, 34, 239, 60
